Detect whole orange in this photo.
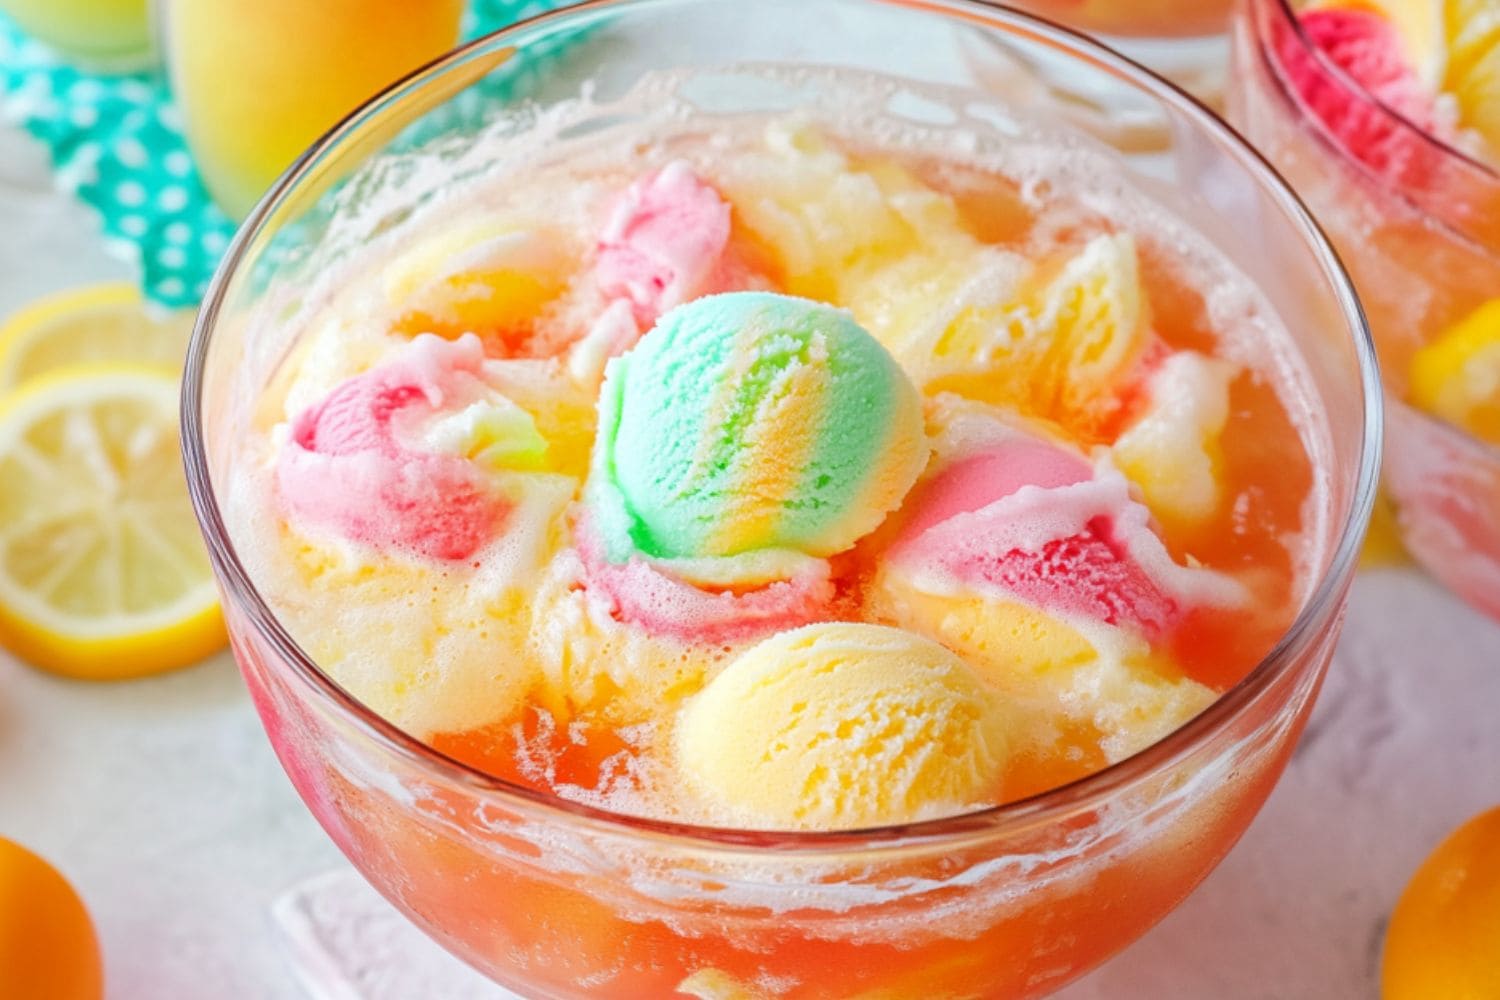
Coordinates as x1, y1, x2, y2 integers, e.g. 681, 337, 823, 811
0, 837, 102, 1000
1383, 806, 1500, 999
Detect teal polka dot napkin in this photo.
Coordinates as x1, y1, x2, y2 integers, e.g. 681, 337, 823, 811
0, 0, 576, 308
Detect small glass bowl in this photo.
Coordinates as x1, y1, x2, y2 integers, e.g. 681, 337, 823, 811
1231, 0, 1500, 622
994, 0, 1236, 105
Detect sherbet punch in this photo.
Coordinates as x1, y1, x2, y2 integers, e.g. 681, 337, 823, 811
182, 1, 1380, 996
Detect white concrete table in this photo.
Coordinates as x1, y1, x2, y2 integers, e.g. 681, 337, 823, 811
3, 121, 1499, 999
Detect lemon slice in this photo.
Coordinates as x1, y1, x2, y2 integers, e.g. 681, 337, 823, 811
1445, 0, 1500, 155
0, 282, 195, 392
0, 366, 224, 679
1410, 296, 1500, 445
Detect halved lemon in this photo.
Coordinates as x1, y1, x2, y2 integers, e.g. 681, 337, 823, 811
0, 366, 224, 679
0, 282, 195, 392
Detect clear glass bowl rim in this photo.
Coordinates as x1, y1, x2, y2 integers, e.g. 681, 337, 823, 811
181, 0, 1383, 851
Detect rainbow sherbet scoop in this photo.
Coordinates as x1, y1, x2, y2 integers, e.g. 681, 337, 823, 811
588, 291, 928, 571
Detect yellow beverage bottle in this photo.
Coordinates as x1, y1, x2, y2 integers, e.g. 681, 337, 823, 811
0, 0, 152, 70
163, 0, 464, 220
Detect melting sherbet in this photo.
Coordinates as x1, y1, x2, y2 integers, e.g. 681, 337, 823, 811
277, 333, 530, 561
874, 401, 1238, 765
229, 113, 1319, 832
596, 162, 734, 325
1280, 5, 1455, 182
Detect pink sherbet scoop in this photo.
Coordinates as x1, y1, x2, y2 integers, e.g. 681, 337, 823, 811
277, 334, 507, 561
595, 161, 734, 327
889, 431, 1237, 638
1280, 8, 1451, 183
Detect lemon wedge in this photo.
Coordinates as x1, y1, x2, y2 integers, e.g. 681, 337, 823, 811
0, 366, 224, 679
0, 282, 194, 392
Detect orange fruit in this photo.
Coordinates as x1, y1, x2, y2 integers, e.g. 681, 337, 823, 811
1383, 805, 1500, 999
0, 837, 102, 1000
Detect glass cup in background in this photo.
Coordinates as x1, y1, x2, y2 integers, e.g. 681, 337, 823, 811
997, 0, 1236, 105
159, 0, 464, 221
1230, 0, 1500, 622
0, 0, 154, 71
183, 0, 1380, 996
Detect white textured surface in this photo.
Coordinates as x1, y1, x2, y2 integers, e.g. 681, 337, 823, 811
274, 873, 506, 1000
0, 652, 344, 1000
4, 114, 1500, 999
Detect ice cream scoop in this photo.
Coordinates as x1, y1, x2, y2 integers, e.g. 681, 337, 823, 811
873, 408, 1225, 770
277, 333, 542, 560
917, 232, 1151, 443
589, 291, 927, 568
676, 622, 1008, 830
569, 163, 755, 386
595, 161, 734, 326
885, 416, 1242, 639
1281, 6, 1454, 184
